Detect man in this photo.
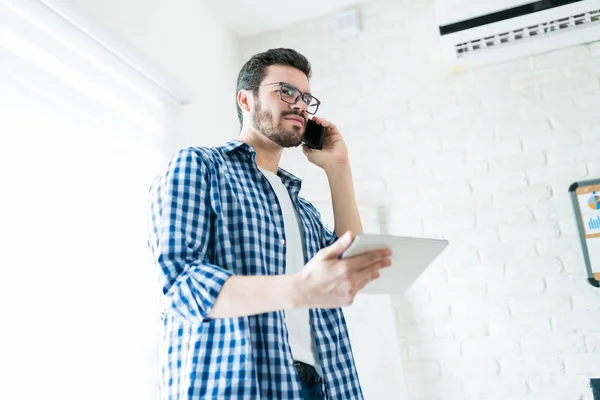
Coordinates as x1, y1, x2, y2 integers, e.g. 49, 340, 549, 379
147, 48, 392, 400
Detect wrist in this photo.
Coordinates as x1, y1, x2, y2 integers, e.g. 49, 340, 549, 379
324, 160, 351, 178
287, 271, 310, 309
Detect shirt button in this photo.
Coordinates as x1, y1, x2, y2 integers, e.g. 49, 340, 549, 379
272, 204, 278, 209
279, 239, 286, 245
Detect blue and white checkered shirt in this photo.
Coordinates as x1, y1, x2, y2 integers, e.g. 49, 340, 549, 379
147, 140, 363, 399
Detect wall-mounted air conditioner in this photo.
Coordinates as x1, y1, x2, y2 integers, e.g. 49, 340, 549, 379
435, 0, 600, 69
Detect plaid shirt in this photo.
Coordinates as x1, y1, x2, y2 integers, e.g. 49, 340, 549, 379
147, 140, 363, 399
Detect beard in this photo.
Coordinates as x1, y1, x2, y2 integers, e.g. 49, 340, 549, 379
252, 101, 304, 148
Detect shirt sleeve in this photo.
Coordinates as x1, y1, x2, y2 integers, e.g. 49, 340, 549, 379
301, 200, 339, 248
321, 219, 338, 248
147, 148, 233, 324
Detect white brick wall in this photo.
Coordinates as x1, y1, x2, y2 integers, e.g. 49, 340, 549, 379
240, 0, 600, 398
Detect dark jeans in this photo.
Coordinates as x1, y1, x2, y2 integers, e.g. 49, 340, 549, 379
300, 378, 324, 400
294, 361, 325, 400
591, 379, 600, 400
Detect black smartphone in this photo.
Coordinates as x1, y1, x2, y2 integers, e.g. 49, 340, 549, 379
302, 119, 326, 150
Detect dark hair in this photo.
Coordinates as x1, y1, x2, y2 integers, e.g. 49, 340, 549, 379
236, 48, 312, 127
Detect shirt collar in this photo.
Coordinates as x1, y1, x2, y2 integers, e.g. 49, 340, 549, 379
221, 139, 254, 155
219, 139, 303, 190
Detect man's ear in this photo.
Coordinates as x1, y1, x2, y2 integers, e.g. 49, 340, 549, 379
237, 89, 253, 114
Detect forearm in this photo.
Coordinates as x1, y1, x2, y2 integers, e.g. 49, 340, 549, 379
207, 274, 303, 318
326, 162, 363, 237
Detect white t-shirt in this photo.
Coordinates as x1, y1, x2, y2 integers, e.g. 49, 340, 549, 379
258, 167, 319, 370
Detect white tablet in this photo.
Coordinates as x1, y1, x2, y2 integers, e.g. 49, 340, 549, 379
340, 233, 449, 294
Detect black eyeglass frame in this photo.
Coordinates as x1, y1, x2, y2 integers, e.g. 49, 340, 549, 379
246, 82, 321, 115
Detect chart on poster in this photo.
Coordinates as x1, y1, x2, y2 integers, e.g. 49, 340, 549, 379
570, 179, 600, 287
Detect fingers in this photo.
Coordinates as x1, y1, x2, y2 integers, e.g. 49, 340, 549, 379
345, 248, 392, 271
354, 263, 386, 293
358, 257, 392, 274
339, 250, 391, 296
317, 231, 354, 260
312, 116, 337, 132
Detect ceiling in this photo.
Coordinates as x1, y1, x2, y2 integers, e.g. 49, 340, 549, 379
206, 0, 373, 37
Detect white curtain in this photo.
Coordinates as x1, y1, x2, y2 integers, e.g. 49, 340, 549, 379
0, 1, 183, 398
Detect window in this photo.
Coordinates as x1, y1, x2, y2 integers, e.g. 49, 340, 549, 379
0, 1, 187, 399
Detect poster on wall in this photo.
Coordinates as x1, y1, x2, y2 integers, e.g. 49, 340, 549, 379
569, 179, 600, 287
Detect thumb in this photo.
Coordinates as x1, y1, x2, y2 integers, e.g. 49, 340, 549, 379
318, 231, 354, 260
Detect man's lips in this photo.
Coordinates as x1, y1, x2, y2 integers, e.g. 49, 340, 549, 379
284, 116, 305, 126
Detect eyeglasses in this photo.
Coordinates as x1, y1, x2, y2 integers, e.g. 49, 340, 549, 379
249, 82, 321, 115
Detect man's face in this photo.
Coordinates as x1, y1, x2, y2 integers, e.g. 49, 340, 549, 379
251, 65, 310, 148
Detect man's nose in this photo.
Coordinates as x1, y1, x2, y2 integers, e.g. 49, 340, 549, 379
291, 101, 308, 115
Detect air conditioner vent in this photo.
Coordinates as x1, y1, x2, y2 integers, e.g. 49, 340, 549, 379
455, 9, 600, 57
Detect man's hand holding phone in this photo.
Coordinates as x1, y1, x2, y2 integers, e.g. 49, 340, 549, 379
301, 116, 350, 171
